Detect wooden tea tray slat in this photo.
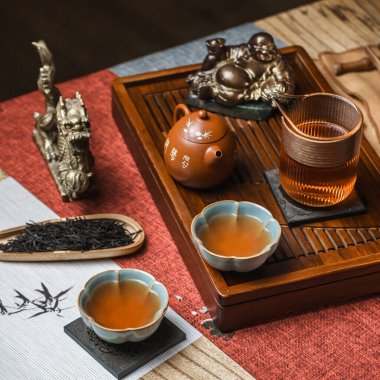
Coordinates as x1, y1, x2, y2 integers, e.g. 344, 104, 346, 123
112, 46, 380, 331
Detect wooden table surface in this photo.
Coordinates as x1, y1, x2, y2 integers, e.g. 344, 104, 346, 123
256, 0, 380, 58
1, 0, 379, 379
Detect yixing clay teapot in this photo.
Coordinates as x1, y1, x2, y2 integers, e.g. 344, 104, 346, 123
164, 104, 237, 189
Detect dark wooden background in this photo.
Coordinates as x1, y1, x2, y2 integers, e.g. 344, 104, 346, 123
1, 0, 313, 101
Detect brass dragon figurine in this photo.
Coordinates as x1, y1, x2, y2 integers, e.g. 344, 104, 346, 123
32, 40, 95, 201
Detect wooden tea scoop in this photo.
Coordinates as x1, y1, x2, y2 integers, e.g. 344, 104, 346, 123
0, 213, 145, 262
333, 45, 380, 76
334, 57, 375, 76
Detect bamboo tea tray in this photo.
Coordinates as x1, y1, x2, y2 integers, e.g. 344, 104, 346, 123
112, 46, 380, 331
0, 214, 144, 261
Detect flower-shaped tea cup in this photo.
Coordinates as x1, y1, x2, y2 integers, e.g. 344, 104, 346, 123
78, 268, 169, 344
191, 201, 281, 272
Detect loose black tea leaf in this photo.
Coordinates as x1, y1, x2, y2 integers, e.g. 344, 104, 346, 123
0, 218, 141, 253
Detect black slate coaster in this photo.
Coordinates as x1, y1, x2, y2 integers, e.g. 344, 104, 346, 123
185, 95, 273, 120
64, 318, 186, 379
264, 169, 367, 227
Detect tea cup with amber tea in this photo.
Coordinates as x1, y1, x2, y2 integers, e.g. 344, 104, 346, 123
78, 269, 169, 343
191, 201, 281, 272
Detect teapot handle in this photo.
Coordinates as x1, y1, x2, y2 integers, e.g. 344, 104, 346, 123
173, 104, 191, 125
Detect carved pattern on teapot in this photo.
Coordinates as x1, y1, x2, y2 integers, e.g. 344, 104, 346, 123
195, 130, 212, 140
183, 118, 213, 141
182, 155, 190, 169
170, 147, 177, 161
184, 118, 193, 132
164, 138, 169, 152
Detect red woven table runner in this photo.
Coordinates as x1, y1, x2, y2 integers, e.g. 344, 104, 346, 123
1, 69, 379, 379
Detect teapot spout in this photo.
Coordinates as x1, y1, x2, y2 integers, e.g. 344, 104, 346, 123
204, 145, 223, 167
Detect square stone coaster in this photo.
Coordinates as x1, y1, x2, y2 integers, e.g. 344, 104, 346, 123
264, 169, 367, 227
64, 317, 186, 379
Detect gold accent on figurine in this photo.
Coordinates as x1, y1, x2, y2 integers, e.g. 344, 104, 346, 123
32, 40, 96, 201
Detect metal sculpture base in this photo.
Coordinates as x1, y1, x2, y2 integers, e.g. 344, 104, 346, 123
264, 169, 367, 226
33, 130, 97, 202
185, 95, 273, 120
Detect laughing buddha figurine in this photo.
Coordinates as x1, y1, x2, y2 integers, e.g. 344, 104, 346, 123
187, 32, 295, 107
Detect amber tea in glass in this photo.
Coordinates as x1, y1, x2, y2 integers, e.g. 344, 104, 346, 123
276, 93, 362, 207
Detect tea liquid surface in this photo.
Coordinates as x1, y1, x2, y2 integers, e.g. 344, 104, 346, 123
85, 279, 161, 329
198, 215, 272, 257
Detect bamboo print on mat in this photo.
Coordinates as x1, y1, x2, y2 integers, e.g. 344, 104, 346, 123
0, 282, 73, 318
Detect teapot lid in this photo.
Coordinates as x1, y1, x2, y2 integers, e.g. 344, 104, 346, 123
179, 109, 228, 144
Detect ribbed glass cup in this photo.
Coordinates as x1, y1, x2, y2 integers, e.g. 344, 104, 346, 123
277, 93, 362, 207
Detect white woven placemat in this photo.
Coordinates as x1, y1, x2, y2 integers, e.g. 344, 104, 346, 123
0, 178, 201, 380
